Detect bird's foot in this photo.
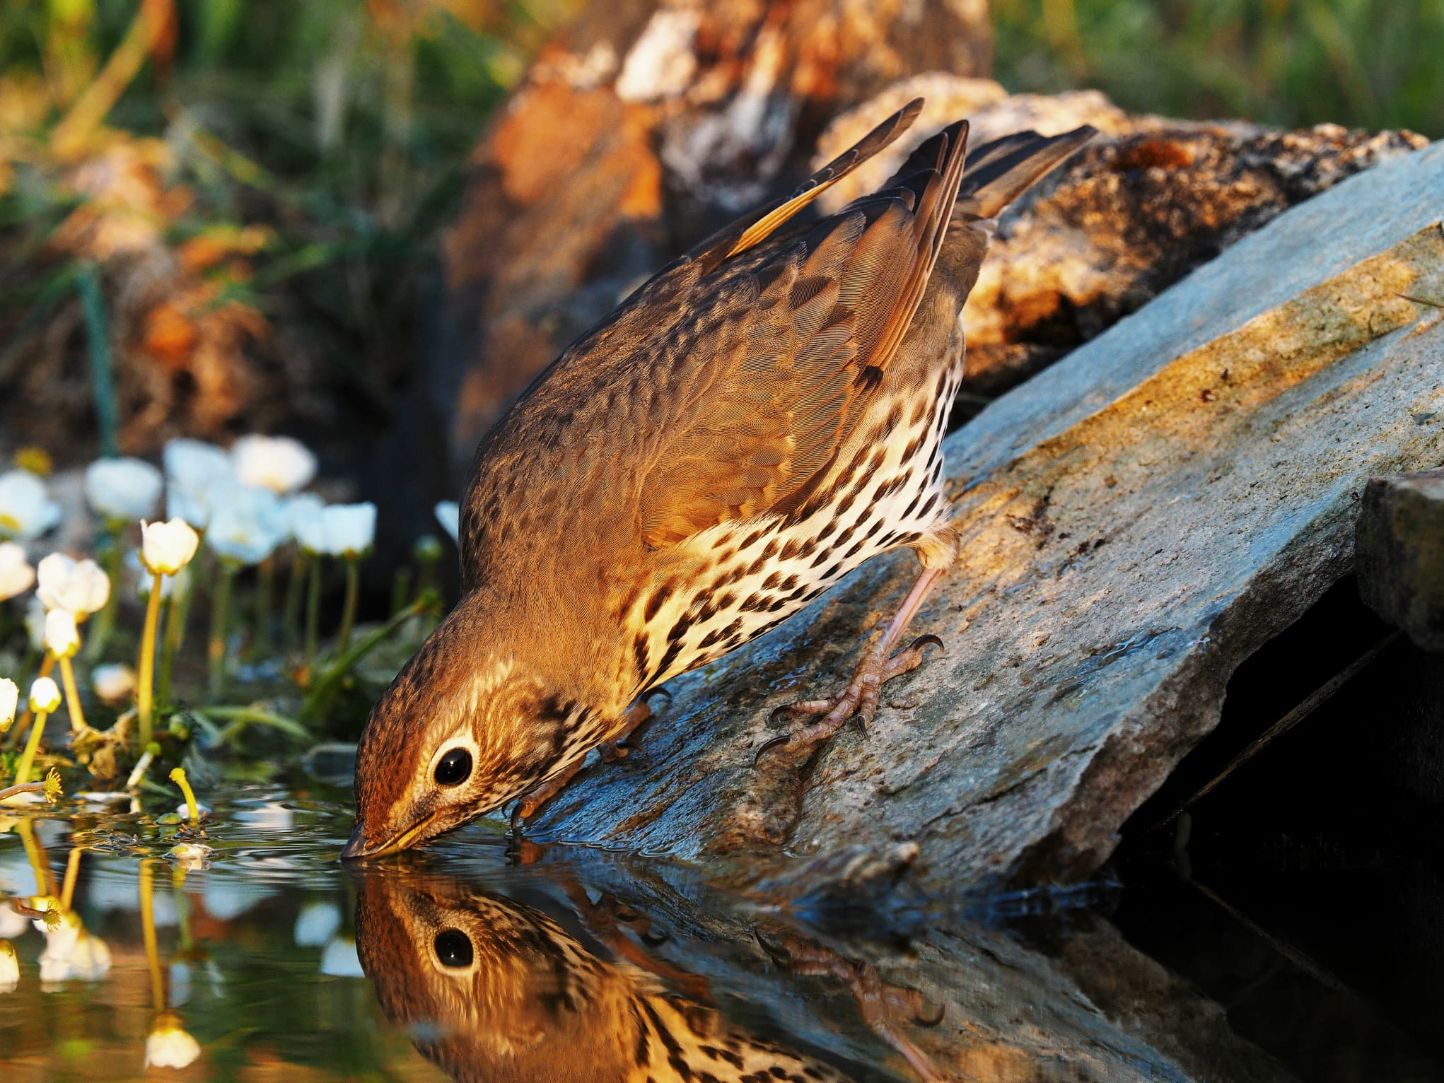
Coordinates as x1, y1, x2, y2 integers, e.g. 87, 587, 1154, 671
755, 633, 943, 764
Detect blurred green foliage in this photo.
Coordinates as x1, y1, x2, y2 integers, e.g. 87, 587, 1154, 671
993, 0, 1444, 136
0, 0, 572, 427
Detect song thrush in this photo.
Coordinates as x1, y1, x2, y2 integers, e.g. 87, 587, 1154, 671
344, 99, 1094, 859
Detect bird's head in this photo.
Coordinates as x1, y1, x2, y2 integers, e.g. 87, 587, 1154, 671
342, 599, 585, 859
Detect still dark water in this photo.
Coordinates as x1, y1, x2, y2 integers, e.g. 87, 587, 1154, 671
2, 784, 1442, 1082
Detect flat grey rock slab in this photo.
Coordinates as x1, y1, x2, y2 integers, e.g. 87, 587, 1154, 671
534, 139, 1444, 893
1358, 468, 1444, 651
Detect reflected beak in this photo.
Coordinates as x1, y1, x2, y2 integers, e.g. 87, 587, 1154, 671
340, 816, 436, 861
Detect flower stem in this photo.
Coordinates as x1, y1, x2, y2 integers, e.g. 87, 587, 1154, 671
337, 557, 360, 653
282, 549, 309, 649
208, 564, 237, 698
58, 655, 88, 734
304, 554, 322, 663
137, 571, 164, 747
299, 597, 427, 723
252, 556, 274, 657
84, 528, 124, 662
158, 586, 187, 708
3, 654, 54, 752
139, 861, 165, 1013
389, 565, 413, 617
169, 767, 200, 827
60, 847, 83, 910
14, 708, 51, 785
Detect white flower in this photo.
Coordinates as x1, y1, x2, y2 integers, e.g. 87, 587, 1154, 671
43, 609, 80, 659
0, 939, 17, 992
0, 542, 35, 601
230, 435, 317, 495
0, 470, 60, 540
83, 457, 163, 522
434, 501, 460, 544
24, 597, 45, 652
92, 663, 135, 704
319, 934, 363, 977
36, 554, 110, 618
140, 518, 200, 576
164, 439, 234, 529
204, 486, 286, 566
321, 503, 376, 558
293, 901, 341, 947
168, 842, 212, 871
0, 678, 17, 733
29, 676, 61, 714
145, 1011, 202, 1069
284, 493, 325, 551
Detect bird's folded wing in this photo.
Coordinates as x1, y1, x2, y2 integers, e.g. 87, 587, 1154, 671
639, 118, 971, 549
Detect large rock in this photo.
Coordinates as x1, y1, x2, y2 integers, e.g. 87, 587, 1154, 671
814, 74, 1429, 401
1357, 469, 1444, 651
423, 0, 992, 487
530, 138, 1444, 893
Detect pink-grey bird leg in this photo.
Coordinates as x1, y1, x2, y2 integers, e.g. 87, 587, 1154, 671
757, 558, 947, 763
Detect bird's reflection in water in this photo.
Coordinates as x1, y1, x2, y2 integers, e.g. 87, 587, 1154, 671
354, 870, 853, 1083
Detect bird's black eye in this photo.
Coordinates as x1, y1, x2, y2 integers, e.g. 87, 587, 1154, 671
434, 928, 473, 968
434, 747, 473, 787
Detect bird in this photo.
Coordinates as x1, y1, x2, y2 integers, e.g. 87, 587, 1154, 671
354, 870, 856, 1082
343, 98, 1095, 859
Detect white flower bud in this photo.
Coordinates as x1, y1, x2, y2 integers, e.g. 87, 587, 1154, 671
230, 435, 317, 495
321, 503, 376, 558
145, 1012, 202, 1068
43, 609, 80, 659
0, 470, 60, 541
35, 554, 110, 618
83, 457, 163, 522
0, 542, 35, 601
433, 501, 460, 544
29, 675, 61, 714
140, 518, 200, 576
0, 678, 18, 733
92, 663, 136, 704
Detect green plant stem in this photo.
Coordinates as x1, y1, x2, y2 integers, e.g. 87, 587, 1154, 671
252, 555, 274, 657
208, 563, 237, 698
75, 263, 119, 456
198, 705, 310, 743
4, 655, 54, 752
58, 655, 88, 733
282, 549, 309, 649
14, 708, 51, 785
84, 528, 124, 662
389, 566, 412, 617
158, 585, 188, 709
304, 553, 322, 663
300, 598, 427, 723
337, 556, 360, 653
137, 571, 164, 747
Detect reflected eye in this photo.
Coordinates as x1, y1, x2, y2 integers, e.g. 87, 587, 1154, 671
434, 747, 473, 787
434, 928, 473, 968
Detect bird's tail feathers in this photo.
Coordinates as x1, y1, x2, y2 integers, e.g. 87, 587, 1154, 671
954, 126, 1097, 220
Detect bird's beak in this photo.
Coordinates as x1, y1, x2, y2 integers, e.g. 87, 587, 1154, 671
340, 816, 436, 861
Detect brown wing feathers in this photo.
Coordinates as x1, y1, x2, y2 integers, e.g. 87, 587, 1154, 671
635, 109, 1093, 549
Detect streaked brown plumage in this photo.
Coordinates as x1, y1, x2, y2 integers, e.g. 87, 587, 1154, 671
345, 99, 1094, 859
354, 871, 854, 1083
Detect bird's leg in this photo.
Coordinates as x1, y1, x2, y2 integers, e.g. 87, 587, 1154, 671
753, 929, 945, 1081
511, 698, 655, 831
757, 558, 947, 763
